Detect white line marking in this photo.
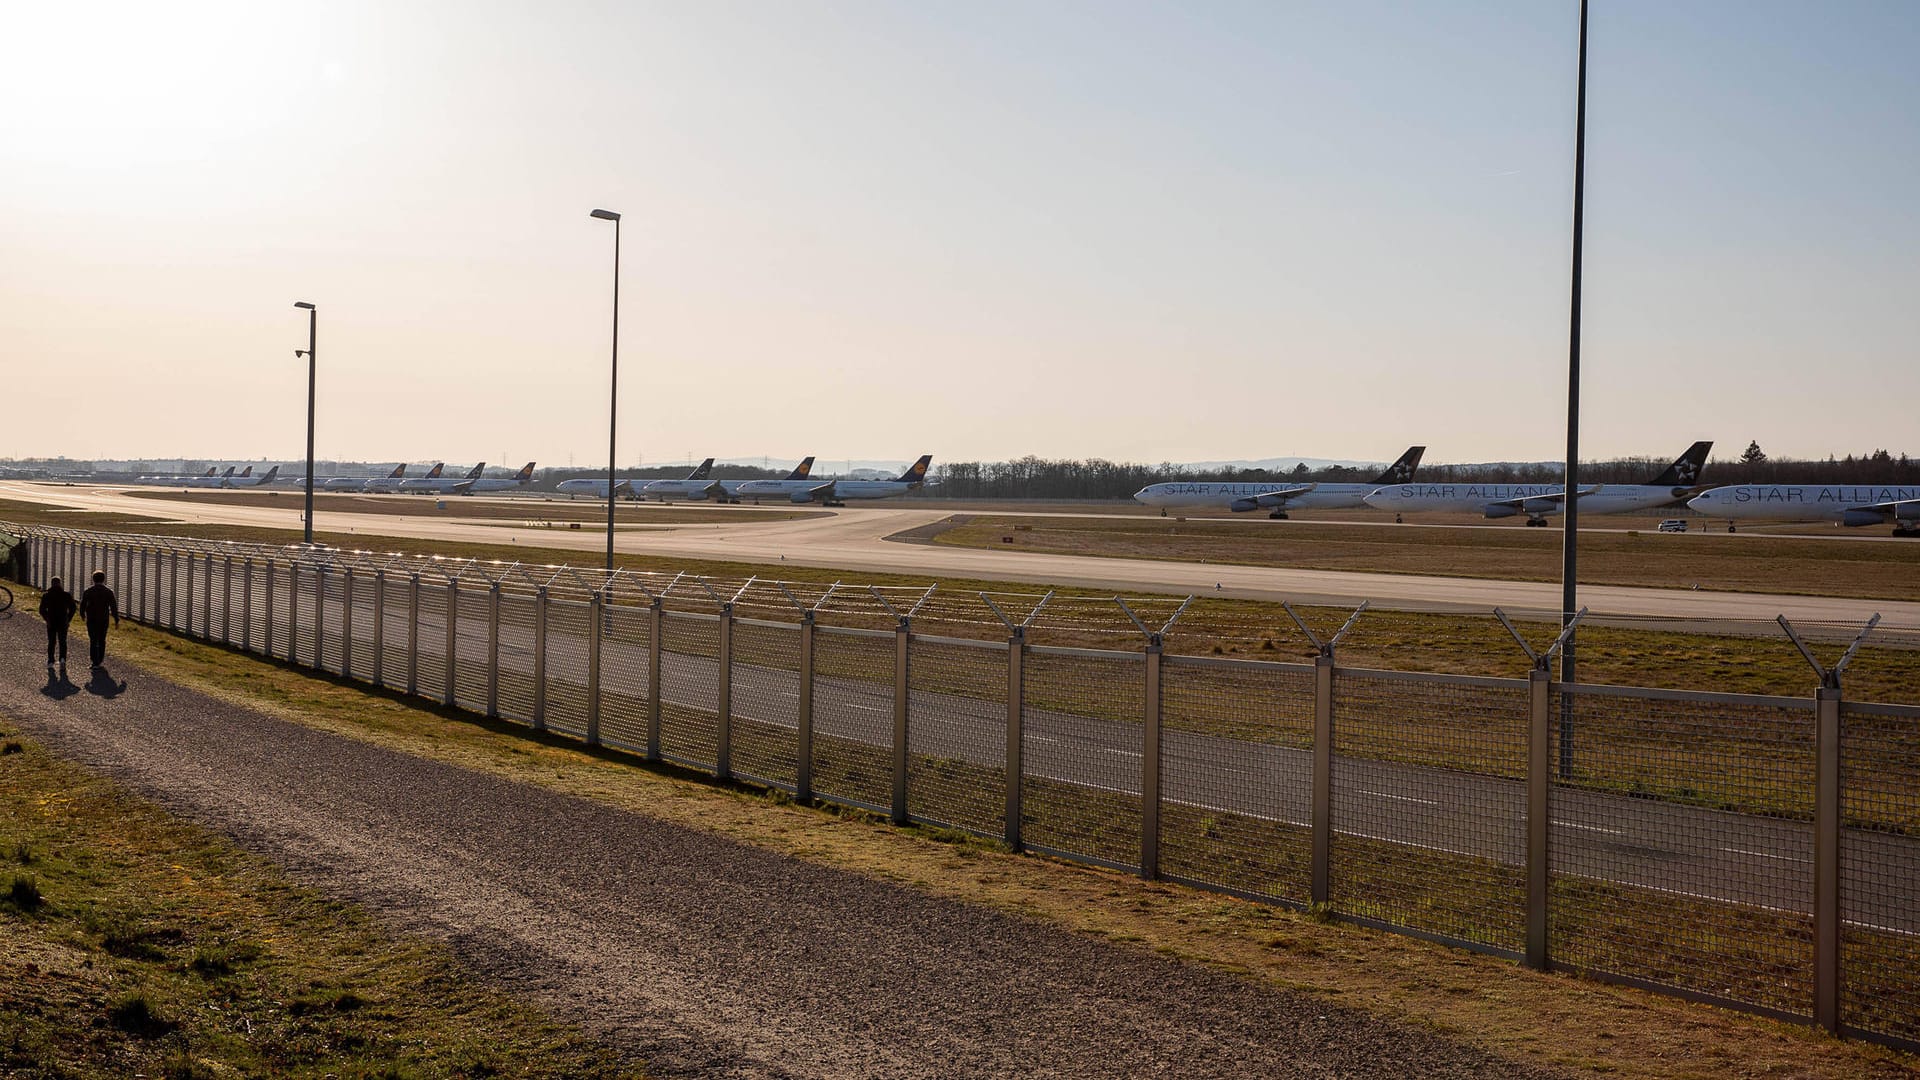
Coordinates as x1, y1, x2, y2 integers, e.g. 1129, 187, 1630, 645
1721, 846, 1810, 864
1355, 789, 1437, 806
1559, 823, 1625, 836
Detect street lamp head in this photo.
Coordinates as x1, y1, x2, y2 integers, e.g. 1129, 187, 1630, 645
294, 301, 315, 310
589, 208, 621, 222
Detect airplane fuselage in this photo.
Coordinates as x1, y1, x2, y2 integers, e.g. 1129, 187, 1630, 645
1132, 482, 1377, 512
1688, 485, 1920, 525
1363, 483, 1692, 518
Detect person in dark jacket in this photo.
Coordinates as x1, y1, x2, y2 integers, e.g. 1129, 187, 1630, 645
39, 576, 77, 667
79, 571, 121, 669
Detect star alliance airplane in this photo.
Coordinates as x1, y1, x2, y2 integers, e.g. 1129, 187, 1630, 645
1132, 447, 1425, 517
1688, 484, 1920, 536
1363, 441, 1712, 526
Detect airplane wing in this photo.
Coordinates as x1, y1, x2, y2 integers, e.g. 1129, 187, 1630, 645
794, 480, 836, 504
1483, 485, 1604, 509
1846, 499, 1920, 521
1228, 484, 1316, 512
451, 480, 476, 495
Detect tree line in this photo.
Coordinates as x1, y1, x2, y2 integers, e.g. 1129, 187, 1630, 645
924, 445, 1920, 500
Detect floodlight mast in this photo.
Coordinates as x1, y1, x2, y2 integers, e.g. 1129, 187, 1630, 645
294, 301, 317, 545
590, 209, 621, 571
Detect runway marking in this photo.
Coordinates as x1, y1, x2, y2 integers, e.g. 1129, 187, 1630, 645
1721, 846, 1810, 864
1101, 748, 1143, 758
1354, 789, 1438, 806
1560, 822, 1625, 836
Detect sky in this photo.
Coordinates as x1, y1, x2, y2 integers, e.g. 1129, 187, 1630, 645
3, 0, 1916, 469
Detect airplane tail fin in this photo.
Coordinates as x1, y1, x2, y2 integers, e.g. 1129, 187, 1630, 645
687, 458, 714, 481
424, 463, 444, 479
1369, 446, 1426, 486
787, 456, 816, 480
897, 455, 933, 484
516, 461, 536, 481
203, 468, 216, 477
259, 465, 280, 483
1647, 441, 1714, 488
238, 466, 252, 478
220, 466, 235, 478
388, 464, 407, 479
466, 463, 486, 479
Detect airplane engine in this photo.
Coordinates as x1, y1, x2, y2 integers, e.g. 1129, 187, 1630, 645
1482, 504, 1519, 519
1842, 510, 1888, 528
790, 491, 815, 504
1229, 498, 1261, 513
1897, 502, 1920, 523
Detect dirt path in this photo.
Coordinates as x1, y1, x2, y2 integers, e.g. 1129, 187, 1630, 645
0, 616, 1556, 1079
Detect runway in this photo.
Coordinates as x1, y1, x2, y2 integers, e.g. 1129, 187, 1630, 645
4, 481, 1909, 630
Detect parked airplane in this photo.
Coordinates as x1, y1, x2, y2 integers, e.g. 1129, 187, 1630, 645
554, 477, 636, 499
134, 467, 217, 485
457, 462, 538, 495
736, 455, 931, 506
646, 457, 815, 503
187, 467, 238, 489
324, 464, 408, 493
228, 465, 280, 488
1688, 484, 1920, 536
1132, 447, 1426, 518
1364, 441, 1714, 526
401, 462, 484, 494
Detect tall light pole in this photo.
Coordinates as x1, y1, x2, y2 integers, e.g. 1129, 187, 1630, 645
294, 301, 317, 546
589, 208, 621, 571
1560, 0, 1590, 765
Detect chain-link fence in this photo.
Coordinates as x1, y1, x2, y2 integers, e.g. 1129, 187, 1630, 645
9, 523, 1916, 1053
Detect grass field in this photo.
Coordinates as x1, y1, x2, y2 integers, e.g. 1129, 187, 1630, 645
0, 714, 638, 1078
59, 605, 1919, 1077
927, 514, 1920, 602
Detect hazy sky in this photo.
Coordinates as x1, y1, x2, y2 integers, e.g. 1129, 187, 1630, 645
4, 1, 1916, 469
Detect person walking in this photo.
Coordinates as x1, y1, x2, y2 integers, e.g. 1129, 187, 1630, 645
79, 570, 121, 669
38, 576, 77, 667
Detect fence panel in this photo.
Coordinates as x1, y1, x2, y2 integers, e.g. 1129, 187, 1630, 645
1840, 702, 1920, 1045
413, 583, 450, 702
246, 561, 271, 656
496, 590, 539, 723
730, 620, 802, 791
598, 600, 653, 751
317, 570, 346, 674
542, 598, 592, 740
451, 584, 490, 713
658, 611, 722, 771
347, 574, 378, 679
291, 566, 320, 667
1021, 648, 1145, 872
1549, 686, 1815, 1018
811, 627, 896, 812
1331, 670, 1529, 955
1160, 657, 1316, 905
205, 557, 229, 644
906, 636, 1008, 836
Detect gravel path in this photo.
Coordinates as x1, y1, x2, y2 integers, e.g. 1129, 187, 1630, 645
0, 616, 1557, 1078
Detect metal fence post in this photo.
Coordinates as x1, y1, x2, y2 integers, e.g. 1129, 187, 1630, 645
1311, 654, 1334, 906
443, 579, 458, 706
1005, 628, 1026, 852
646, 598, 663, 760
486, 582, 501, 719
796, 612, 815, 800
1814, 685, 1842, 1034
586, 591, 603, 746
1527, 667, 1552, 970
371, 570, 385, 687
406, 574, 420, 696
1141, 639, 1164, 880
716, 602, 734, 780
892, 619, 910, 824
531, 585, 548, 730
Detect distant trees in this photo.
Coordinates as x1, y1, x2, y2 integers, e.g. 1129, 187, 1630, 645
1740, 441, 1767, 466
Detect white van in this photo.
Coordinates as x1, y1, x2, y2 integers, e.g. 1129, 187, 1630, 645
1657, 519, 1688, 533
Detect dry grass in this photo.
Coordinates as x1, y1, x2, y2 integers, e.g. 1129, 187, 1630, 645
94, 618, 1920, 1079
932, 514, 1920, 602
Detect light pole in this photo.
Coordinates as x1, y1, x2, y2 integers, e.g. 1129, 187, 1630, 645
590, 208, 621, 572
1559, 0, 1589, 771
294, 301, 317, 546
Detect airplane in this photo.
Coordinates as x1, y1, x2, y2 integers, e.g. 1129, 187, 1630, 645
554, 477, 637, 499
645, 457, 816, 503
401, 462, 484, 494
1132, 446, 1426, 518
735, 455, 931, 506
456, 461, 538, 495
187, 466, 238, 489
1688, 484, 1920, 536
135, 467, 218, 485
1363, 441, 1714, 526
324, 464, 408, 493
227, 465, 280, 488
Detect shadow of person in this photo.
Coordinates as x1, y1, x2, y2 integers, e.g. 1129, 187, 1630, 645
41, 665, 81, 700
86, 665, 128, 699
